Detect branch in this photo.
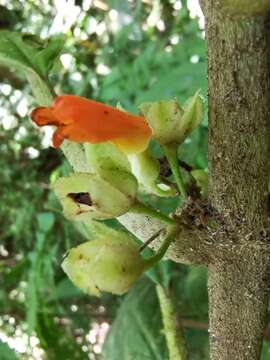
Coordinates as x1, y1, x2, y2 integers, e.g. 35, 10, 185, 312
118, 197, 213, 265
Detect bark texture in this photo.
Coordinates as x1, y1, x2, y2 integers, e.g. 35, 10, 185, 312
208, 249, 270, 360
202, 1, 270, 359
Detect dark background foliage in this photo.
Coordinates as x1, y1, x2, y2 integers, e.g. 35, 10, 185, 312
0, 0, 269, 359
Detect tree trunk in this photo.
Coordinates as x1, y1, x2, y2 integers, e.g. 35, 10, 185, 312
202, 1, 270, 359
208, 251, 270, 360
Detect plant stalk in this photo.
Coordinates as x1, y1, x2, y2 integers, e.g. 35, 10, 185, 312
156, 284, 187, 360
163, 144, 187, 199
144, 225, 178, 269
130, 200, 177, 226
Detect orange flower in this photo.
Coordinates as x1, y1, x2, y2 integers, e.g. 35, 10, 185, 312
31, 95, 152, 153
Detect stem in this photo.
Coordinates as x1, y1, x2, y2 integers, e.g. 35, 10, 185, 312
156, 285, 187, 360
130, 200, 177, 226
163, 144, 187, 198
144, 225, 178, 269
26, 71, 54, 106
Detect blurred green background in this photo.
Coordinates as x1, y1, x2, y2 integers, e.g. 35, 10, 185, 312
0, 0, 269, 359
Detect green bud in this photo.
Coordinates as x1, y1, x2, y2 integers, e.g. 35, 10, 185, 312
139, 91, 203, 146
53, 172, 137, 221
128, 150, 175, 197
62, 236, 146, 296
191, 169, 208, 196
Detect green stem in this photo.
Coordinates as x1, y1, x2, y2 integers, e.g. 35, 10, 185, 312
26, 71, 54, 106
130, 200, 177, 226
156, 284, 188, 360
163, 144, 187, 198
144, 225, 178, 269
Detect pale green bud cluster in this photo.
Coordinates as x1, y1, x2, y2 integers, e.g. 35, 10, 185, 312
54, 93, 204, 298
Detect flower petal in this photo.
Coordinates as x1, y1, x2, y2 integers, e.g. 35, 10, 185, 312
31, 106, 58, 126
31, 95, 152, 153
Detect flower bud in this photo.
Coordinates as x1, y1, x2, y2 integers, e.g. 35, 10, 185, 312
53, 172, 137, 221
62, 236, 146, 296
139, 91, 203, 146
128, 150, 175, 197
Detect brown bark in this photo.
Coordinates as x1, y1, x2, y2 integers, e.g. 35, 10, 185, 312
202, 1, 270, 359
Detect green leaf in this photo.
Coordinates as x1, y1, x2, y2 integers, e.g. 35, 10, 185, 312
185, 266, 208, 316
37, 212, 55, 233
107, 0, 131, 12
26, 266, 38, 334
36, 312, 88, 360
0, 31, 39, 73
4, 258, 29, 285
261, 341, 270, 360
103, 277, 167, 360
34, 35, 65, 78
146, 260, 173, 288
53, 278, 82, 300
0, 340, 18, 360
0, 31, 64, 78
0, 31, 63, 105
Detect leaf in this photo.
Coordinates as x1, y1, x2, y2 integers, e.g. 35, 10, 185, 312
146, 260, 173, 288
36, 312, 88, 360
103, 277, 167, 360
107, 0, 131, 12
53, 278, 82, 300
185, 266, 208, 316
37, 212, 55, 233
25, 232, 46, 334
26, 266, 38, 334
0, 340, 18, 360
34, 35, 65, 78
0, 31, 39, 73
261, 341, 270, 360
0, 31, 63, 105
4, 258, 29, 285
0, 31, 64, 78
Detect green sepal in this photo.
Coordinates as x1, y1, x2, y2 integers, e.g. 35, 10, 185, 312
128, 150, 175, 197
139, 91, 204, 146
52, 172, 137, 221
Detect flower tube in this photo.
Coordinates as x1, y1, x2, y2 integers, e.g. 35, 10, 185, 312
31, 95, 152, 154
